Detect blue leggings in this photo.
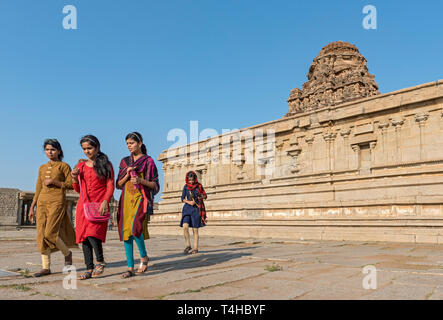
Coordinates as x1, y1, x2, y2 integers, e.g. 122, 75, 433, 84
124, 234, 147, 268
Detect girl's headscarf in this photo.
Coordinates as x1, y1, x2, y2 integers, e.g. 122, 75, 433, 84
186, 171, 199, 191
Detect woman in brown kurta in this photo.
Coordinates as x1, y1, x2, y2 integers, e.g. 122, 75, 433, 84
28, 139, 77, 277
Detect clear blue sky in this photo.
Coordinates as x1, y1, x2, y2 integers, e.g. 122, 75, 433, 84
0, 0, 442, 200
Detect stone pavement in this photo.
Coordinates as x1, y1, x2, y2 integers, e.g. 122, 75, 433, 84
1, 229, 443, 300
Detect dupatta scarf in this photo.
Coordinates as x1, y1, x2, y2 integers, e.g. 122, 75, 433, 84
117, 154, 159, 214
185, 171, 207, 224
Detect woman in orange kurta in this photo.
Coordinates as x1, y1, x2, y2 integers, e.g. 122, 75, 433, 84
71, 135, 115, 280
28, 139, 77, 277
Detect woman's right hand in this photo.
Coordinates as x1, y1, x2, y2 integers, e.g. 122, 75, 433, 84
72, 167, 79, 174
28, 207, 35, 223
72, 159, 87, 178
118, 167, 134, 187
71, 166, 79, 176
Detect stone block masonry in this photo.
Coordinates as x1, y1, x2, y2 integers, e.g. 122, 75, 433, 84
0, 188, 20, 226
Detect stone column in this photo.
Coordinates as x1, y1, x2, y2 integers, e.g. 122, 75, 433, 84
168, 163, 175, 192
227, 144, 234, 183
323, 132, 337, 171
166, 164, 173, 192
305, 135, 315, 173
211, 148, 220, 186
352, 145, 360, 169
201, 168, 208, 186
176, 163, 183, 191
174, 163, 181, 192
415, 113, 429, 161
370, 141, 377, 165
162, 164, 169, 192
391, 118, 404, 163
275, 140, 284, 177
378, 122, 389, 164
340, 129, 351, 169
201, 148, 211, 186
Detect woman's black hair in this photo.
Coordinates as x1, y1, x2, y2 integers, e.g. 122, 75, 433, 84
80, 135, 113, 179
125, 132, 147, 155
43, 139, 64, 161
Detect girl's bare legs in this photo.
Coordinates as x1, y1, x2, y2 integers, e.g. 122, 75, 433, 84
183, 223, 191, 249
192, 228, 199, 252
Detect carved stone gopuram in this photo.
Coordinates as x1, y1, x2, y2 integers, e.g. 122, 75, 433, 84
286, 41, 379, 116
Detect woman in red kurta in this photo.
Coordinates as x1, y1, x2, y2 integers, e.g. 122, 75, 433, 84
71, 135, 115, 280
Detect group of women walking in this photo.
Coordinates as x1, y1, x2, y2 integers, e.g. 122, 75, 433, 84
28, 132, 207, 280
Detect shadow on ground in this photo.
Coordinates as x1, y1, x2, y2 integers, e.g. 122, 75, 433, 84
77, 246, 258, 278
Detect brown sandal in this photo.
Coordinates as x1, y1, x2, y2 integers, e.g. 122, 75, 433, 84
190, 249, 199, 254
64, 251, 73, 266
121, 270, 136, 279
33, 269, 51, 277
183, 246, 192, 255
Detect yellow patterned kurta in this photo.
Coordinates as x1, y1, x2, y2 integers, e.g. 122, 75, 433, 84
34, 161, 77, 253
122, 172, 150, 241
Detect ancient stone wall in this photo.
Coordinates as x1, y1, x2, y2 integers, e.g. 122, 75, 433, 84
0, 188, 20, 226
154, 79, 443, 244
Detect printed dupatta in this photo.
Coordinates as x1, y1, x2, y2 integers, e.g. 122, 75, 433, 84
117, 154, 159, 213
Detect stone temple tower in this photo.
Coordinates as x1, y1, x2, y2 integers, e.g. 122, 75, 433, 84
285, 41, 379, 116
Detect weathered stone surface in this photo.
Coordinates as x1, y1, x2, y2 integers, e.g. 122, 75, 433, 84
0, 188, 19, 226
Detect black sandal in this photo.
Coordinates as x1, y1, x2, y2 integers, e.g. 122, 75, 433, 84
190, 249, 199, 254
78, 271, 92, 280
183, 246, 192, 255
121, 270, 136, 279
